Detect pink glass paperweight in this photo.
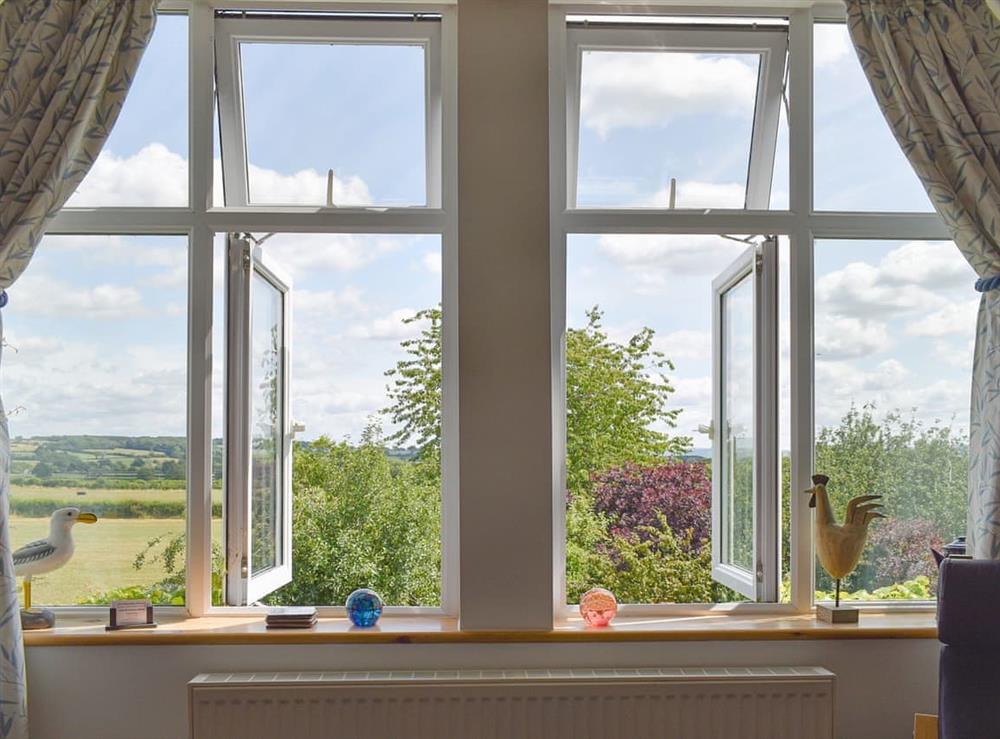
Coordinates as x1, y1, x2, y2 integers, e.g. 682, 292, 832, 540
579, 587, 617, 627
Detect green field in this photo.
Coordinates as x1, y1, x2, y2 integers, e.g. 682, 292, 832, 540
8, 485, 223, 606
10, 485, 222, 507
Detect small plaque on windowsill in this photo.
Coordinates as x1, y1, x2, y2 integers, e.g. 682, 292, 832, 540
107, 599, 157, 631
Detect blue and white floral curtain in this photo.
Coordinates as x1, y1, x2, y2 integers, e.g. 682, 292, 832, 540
845, 1, 1000, 558
0, 2, 158, 735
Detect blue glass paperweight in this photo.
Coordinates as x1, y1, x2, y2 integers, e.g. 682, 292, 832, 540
345, 588, 383, 627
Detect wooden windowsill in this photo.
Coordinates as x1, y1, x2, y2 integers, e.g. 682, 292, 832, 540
22, 611, 937, 647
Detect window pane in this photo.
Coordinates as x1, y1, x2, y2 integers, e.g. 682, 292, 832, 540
814, 239, 973, 600
813, 24, 933, 212
240, 43, 427, 206
576, 50, 759, 208
67, 15, 189, 207
565, 234, 758, 604
249, 272, 284, 573
231, 234, 442, 607
721, 273, 754, 572
6, 235, 187, 606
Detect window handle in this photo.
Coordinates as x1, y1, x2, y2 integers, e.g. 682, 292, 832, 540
291, 420, 306, 438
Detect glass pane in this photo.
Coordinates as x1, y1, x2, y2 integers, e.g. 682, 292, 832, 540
249, 273, 284, 574
67, 14, 188, 207
814, 239, 974, 600
6, 235, 187, 605
255, 234, 442, 607
240, 43, 426, 206
576, 50, 760, 208
565, 234, 756, 604
813, 24, 933, 212
721, 273, 754, 572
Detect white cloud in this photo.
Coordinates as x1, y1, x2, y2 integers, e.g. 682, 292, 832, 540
815, 316, 889, 360
816, 260, 944, 319
347, 308, 425, 341
5, 338, 187, 437
646, 181, 745, 209
580, 51, 758, 137
655, 330, 711, 361
294, 287, 366, 318
10, 273, 143, 319
248, 162, 371, 206
813, 23, 852, 69
67, 144, 187, 207
905, 299, 979, 338
264, 233, 400, 277
422, 251, 442, 275
597, 233, 744, 277
815, 358, 969, 431
878, 240, 971, 289
64, 143, 372, 208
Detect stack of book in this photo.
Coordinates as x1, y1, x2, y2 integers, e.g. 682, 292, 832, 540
265, 606, 318, 629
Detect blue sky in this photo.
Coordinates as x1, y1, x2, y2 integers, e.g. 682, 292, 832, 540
5, 17, 975, 459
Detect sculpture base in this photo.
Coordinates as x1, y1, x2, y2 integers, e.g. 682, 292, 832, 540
20, 608, 55, 630
816, 604, 859, 624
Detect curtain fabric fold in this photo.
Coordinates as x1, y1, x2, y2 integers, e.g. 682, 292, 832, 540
844, 0, 1000, 558
0, 2, 158, 735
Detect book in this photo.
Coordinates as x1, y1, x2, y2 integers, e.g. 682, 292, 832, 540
265, 606, 318, 629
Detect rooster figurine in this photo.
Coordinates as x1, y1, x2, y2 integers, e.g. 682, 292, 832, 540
806, 474, 885, 612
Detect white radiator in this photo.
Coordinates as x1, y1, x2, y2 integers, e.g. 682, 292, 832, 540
189, 666, 835, 739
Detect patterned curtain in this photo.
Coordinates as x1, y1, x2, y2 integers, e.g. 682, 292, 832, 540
0, 1, 158, 735
844, 1, 1000, 558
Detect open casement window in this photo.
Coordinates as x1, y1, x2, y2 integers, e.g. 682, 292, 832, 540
710, 237, 779, 601
215, 13, 442, 207
565, 23, 786, 210
225, 234, 295, 605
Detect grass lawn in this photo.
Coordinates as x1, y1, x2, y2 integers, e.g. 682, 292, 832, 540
9, 484, 223, 507
9, 516, 223, 606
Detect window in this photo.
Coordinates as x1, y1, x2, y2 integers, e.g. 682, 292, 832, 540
813, 23, 933, 212
39, 7, 454, 616
556, 11, 962, 613
6, 234, 188, 605
215, 16, 440, 207
568, 24, 786, 209
814, 239, 974, 600
211, 13, 452, 609
564, 234, 785, 605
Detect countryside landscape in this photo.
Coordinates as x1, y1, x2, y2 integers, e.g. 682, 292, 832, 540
8, 306, 967, 607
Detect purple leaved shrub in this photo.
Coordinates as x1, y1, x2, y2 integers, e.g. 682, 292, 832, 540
591, 461, 711, 552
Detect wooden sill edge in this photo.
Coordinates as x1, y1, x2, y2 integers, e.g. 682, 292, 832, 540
23, 612, 937, 647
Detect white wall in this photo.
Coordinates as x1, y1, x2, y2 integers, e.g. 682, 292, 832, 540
26, 638, 938, 739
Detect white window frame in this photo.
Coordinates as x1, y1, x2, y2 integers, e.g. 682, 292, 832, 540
214, 15, 443, 208
710, 238, 779, 601
45, 1, 459, 619
549, 4, 950, 619
565, 25, 787, 210
224, 234, 294, 605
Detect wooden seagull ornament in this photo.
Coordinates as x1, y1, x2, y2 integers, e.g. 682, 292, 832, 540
806, 474, 885, 607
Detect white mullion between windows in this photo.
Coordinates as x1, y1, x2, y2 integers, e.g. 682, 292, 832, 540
186, 1, 217, 618
549, 5, 571, 617
437, 5, 459, 618
787, 7, 815, 613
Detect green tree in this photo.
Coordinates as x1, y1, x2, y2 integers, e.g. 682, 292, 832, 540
266, 428, 441, 606
383, 307, 442, 462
